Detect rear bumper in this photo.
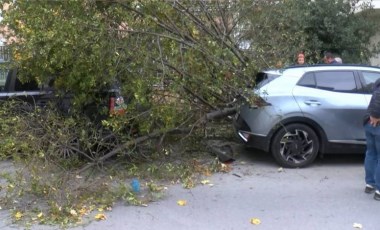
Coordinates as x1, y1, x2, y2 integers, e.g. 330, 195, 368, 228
236, 130, 270, 152
233, 115, 270, 152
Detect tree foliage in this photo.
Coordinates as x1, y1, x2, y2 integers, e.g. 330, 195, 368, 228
0, 0, 378, 136
288, 0, 379, 63
243, 0, 379, 64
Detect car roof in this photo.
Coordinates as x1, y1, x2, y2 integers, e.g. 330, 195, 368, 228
285, 64, 380, 71
265, 64, 380, 78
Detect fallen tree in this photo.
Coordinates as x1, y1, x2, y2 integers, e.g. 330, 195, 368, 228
78, 106, 237, 173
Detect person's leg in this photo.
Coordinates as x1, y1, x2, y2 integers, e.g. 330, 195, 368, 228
373, 126, 380, 191
365, 124, 377, 188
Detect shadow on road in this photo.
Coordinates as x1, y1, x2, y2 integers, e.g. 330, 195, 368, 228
234, 143, 364, 168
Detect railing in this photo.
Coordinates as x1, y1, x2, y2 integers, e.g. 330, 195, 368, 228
0, 45, 10, 62
0, 45, 9, 86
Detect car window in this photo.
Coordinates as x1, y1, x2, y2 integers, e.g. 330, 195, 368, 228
297, 72, 316, 88
0, 68, 7, 91
255, 72, 281, 88
14, 76, 40, 91
315, 71, 357, 93
360, 71, 380, 93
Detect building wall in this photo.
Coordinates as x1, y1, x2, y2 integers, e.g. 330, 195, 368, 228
370, 1, 380, 66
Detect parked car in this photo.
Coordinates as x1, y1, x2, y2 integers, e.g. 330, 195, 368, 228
234, 64, 380, 168
0, 68, 126, 120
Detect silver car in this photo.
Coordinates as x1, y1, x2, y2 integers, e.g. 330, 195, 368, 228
234, 64, 380, 168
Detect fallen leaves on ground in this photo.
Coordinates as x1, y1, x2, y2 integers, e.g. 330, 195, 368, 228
200, 179, 210, 185
177, 200, 187, 206
250, 218, 261, 225
220, 163, 232, 173
14, 211, 23, 220
79, 207, 89, 216
37, 212, 43, 218
94, 213, 107, 221
70, 209, 78, 216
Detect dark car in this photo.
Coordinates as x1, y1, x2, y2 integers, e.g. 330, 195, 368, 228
0, 69, 126, 119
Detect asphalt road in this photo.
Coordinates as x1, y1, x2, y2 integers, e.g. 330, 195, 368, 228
1, 146, 380, 230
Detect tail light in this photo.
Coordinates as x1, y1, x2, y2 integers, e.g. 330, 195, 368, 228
109, 95, 126, 115
109, 96, 115, 113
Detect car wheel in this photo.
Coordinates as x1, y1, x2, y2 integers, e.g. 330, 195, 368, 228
271, 123, 319, 168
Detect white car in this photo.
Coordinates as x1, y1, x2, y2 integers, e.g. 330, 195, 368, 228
234, 64, 380, 168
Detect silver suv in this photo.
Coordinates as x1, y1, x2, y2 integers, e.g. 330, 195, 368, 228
234, 64, 380, 168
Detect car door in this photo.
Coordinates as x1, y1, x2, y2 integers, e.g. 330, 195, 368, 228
292, 70, 367, 143
358, 71, 380, 104
1, 69, 54, 107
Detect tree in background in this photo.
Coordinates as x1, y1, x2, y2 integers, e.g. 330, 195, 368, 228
280, 0, 379, 64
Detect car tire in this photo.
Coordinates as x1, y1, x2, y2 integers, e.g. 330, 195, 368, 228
271, 123, 319, 168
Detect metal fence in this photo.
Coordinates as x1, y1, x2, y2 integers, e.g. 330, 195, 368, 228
0, 45, 9, 62
0, 46, 9, 87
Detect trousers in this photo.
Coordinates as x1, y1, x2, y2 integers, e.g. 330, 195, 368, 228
364, 123, 380, 190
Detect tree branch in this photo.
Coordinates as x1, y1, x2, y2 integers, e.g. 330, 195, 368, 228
77, 106, 237, 173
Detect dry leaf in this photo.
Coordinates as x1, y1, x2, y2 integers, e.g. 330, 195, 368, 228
70, 209, 78, 216
220, 163, 232, 172
201, 180, 210, 185
37, 212, 43, 218
177, 200, 187, 206
79, 207, 89, 216
250, 218, 261, 225
14, 211, 23, 220
353, 223, 363, 229
95, 213, 107, 220
204, 169, 212, 177
278, 167, 283, 172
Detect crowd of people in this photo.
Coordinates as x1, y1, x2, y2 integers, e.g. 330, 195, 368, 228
295, 51, 343, 65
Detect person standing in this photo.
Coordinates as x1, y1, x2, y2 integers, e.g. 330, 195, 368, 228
296, 52, 305, 65
363, 78, 380, 201
334, 57, 343, 64
323, 51, 338, 64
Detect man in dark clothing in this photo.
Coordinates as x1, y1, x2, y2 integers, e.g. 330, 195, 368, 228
363, 78, 380, 200
323, 51, 338, 64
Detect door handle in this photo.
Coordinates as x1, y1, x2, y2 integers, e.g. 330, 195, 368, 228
304, 100, 321, 106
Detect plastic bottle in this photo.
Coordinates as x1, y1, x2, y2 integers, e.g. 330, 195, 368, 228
131, 178, 140, 193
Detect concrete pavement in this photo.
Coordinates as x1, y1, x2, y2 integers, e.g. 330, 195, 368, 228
1, 148, 379, 230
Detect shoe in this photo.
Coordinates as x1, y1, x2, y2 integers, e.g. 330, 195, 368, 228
365, 184, 375, 194
375, 191, 380, 201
